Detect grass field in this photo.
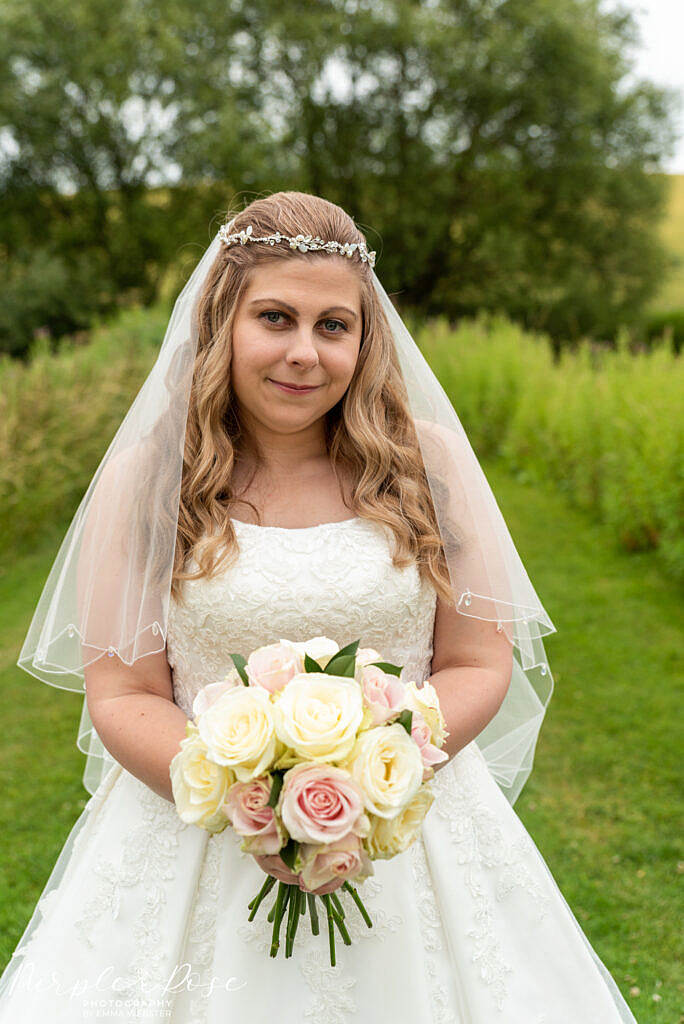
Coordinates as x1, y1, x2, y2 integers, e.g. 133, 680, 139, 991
0, 457, 681, 1020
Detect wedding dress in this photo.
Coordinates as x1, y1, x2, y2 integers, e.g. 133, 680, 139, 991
0, 515, 637, 1023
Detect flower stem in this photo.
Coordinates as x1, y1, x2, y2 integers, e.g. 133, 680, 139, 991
285, 885, 302, 957
341, 881, 373, 928
269, 882, 288, 957
323, 894, 336, 966
248, 874, 277, 920
329, 899, 352, 945
307, 893, 319, 935
330, 890, 345, 919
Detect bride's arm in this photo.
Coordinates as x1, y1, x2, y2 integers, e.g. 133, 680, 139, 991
427, 595, 514, 766
84, 647, 188, 803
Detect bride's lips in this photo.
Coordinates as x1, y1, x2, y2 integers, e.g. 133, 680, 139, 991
268, 379, 322, 394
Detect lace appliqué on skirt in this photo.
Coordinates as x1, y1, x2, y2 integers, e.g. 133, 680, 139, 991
74, 776, 188, 1000
409, 837, 462, 1024
430, 747, 553, 1013
172, 834, 222, 1024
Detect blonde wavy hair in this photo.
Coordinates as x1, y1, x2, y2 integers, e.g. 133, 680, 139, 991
168, 191, 456, 607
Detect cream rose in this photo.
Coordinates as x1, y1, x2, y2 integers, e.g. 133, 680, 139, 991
169, 730, 234, 834
272, 674, 364, 762
344, 723, 425, 818
279, 635, 340, 670
197, 685, 277, 782
365, 786, 435, 859
404, 680, 448, 746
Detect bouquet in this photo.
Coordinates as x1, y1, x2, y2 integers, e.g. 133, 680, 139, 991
169, 636, 449, 965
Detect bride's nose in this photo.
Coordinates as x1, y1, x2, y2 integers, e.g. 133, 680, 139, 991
284, 330, 320, 368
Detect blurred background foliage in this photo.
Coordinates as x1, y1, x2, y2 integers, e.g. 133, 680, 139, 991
0, 0, 682, 358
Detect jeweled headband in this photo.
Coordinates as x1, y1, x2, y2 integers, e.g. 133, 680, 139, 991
217, 222, 376, 268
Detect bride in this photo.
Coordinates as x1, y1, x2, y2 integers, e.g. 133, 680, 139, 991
1, 191, 638, 1022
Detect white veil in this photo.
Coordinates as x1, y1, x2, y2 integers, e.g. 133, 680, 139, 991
16, 215, 556, 806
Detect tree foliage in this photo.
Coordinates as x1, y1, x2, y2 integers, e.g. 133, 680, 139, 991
0, 0, 679, 354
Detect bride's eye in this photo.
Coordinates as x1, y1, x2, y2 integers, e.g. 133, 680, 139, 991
260, 311, 286, 325
259, 311, 347, 333
323, 319, 347, 333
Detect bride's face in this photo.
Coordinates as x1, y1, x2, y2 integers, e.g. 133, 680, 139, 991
230, 257, 363, 437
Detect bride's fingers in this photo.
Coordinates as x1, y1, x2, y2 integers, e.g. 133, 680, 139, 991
299, 876, 345, 895
253, 853, 300, 885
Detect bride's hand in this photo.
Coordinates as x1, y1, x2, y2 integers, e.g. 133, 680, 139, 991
253, 853, 345, 896
253, 853, 300, 886
299, 875, 345, 896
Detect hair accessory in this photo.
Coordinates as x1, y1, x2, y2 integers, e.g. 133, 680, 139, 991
217, 222, 377, 267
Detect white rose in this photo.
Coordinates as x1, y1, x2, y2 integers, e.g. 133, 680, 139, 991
169, 730, 234, 833
404, 680, 448, 746
279, 635, 339, 669
344, 723, 424, 818
197, 685, 277, 782
366, 786, 434, 859
272, 673, 364, 762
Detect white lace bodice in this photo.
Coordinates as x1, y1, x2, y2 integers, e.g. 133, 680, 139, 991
166, 516, 438, 719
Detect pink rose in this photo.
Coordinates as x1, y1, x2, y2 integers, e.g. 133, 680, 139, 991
361, 664, 407, 725
246, 642, 301, 694
298, 833, 374, 892
192, 672, 241, 718
223, 776, 282, 855
278, 763, 370, 844
411, 710, 449, 780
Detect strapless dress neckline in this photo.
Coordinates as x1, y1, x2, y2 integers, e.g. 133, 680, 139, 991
229, 515, 362, 532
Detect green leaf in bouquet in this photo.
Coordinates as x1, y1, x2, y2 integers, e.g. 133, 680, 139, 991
366, 660, 403, 677
324, 639, 360, 676
279, 837, 300, 871
396, 708, 414, 735
303, 652, 324, 672
266, 770, 284, 808
229, 652, 249, 685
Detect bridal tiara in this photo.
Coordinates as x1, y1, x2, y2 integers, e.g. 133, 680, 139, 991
217, 222, 377, 268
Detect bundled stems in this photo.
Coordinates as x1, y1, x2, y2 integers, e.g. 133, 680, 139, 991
254, 876, 373, 963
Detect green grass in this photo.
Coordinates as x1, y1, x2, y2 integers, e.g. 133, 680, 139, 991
0, 458, 681, 1020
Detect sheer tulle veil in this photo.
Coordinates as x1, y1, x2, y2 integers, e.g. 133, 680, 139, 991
16, 213, 557, 806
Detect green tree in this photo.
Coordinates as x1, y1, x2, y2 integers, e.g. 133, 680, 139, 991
0, 0, 679, 353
